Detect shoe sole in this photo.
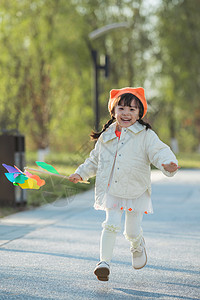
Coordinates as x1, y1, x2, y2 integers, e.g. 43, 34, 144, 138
94, 267, 110, 281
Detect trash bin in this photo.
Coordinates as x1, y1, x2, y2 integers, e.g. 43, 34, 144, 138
0, 133, 27, 206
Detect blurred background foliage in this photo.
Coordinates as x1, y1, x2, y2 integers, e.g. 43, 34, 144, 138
0, 0, 200, 154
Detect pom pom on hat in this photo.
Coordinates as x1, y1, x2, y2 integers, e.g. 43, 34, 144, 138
108, 87, 148, 118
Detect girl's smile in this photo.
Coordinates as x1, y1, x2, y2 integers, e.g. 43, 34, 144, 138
114, 99, 140, 130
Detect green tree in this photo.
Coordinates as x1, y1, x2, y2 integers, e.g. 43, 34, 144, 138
0, 0, 93, 151
156, 0, 200, 151
0, 0, 154, 152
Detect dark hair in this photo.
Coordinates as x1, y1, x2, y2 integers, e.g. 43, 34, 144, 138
90, 116, 116, 140
90, 93, 151, 140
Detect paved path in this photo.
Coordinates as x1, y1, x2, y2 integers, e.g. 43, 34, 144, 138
0, 170, 200, 300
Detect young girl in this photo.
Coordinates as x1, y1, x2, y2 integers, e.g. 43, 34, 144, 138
69, 87, 179, 281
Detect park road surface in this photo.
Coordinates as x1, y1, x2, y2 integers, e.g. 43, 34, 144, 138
0, 169, 200, 300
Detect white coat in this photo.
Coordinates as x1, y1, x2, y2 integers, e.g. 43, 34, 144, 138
75, 121, 178, 209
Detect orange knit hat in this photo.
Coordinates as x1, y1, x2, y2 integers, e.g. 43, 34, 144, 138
108, 87, 147, 118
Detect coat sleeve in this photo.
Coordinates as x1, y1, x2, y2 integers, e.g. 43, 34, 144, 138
145, 130, 178, 177
74, 139, 100, 181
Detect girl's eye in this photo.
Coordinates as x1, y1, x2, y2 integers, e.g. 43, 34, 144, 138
130, 109, 135, 111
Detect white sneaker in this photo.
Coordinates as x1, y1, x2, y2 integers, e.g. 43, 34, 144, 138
131, 237, 147, 269
94, 261, 110, 281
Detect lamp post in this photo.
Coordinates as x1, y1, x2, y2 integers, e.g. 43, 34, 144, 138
89, 22, 129, 132
91, 50, 109, 132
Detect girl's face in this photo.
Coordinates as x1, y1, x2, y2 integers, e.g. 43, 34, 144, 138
114, 99, 140, 128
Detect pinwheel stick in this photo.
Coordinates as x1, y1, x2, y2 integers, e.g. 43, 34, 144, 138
24, 167, 90, 184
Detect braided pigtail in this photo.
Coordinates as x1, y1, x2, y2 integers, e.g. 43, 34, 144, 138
136, 98, 151, 130
90, 116, 116, 140
137, 118, 151, 130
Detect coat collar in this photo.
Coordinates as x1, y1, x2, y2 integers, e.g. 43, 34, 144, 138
102, 121, 145, 143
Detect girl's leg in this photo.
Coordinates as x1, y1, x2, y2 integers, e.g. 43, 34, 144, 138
124, 210, 143, 247
100, 208, 123, 263
124, 211, 147, 269
94, 208, 123, 281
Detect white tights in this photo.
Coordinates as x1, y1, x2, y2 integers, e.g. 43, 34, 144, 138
100, 208, 143, 263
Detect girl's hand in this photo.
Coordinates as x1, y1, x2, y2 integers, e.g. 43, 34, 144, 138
68, 173, 83, 183
162, 162, 180, 173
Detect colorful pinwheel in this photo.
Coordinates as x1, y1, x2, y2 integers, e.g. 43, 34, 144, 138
2, 161, 89, 190
2, 164, 45, 190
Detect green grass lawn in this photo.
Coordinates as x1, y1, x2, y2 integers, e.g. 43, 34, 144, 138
176, 152, 200, 169
0, 151, 199, 218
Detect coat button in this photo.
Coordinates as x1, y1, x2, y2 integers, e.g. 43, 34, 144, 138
119, 154, 121, 156
115, 180, 117, 183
